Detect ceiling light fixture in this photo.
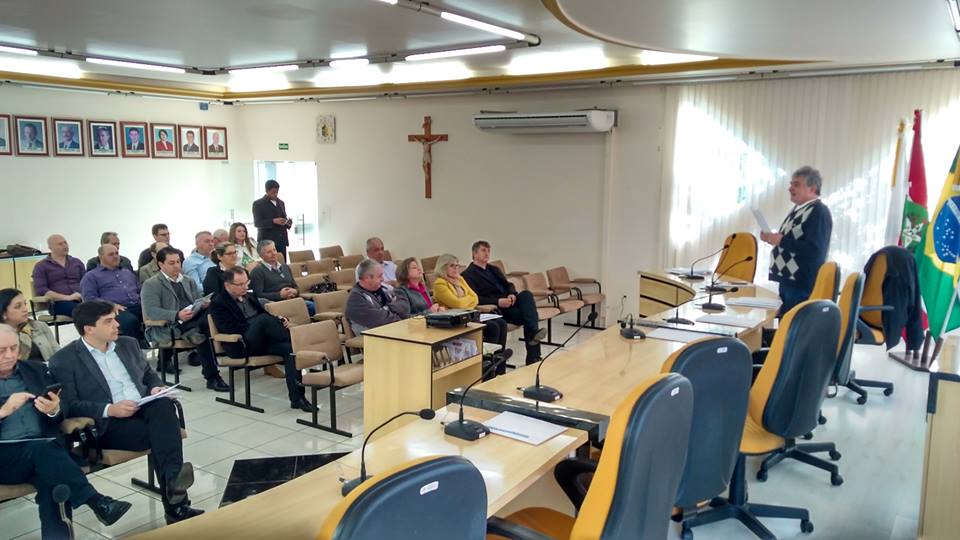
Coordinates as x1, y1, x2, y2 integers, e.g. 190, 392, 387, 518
0, 45, 38, 56
329, 58, 371, 68
405, 45, 506, 62
948, 0, 960, 32
376, 0, 399, 4
86, 57, 186, 74
439, 12, 526, 41
228, 64, 300, 75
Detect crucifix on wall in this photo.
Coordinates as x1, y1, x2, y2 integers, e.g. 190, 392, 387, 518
408, 115, 448, 199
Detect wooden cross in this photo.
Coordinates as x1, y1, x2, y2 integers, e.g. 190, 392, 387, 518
407, 116, 448, 199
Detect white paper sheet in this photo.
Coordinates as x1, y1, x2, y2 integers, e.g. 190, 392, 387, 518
479, 313, 502, 322
136, 384, 182, 406
752, 207, 772, 233
484, 411, 566, 446
725, 297, 782, 309
667, 267, 712, 277
646, 328, 707, 344
696, 314, 764, 328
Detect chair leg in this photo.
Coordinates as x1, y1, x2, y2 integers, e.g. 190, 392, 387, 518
130, 453, 163, 495
564, 305, 605, 330
216, 366, 265, 413
297, 385, 352, 437
757, 439, 843, 486
53, 323, 61, 343
853, 377, 894, 397
171, 348, 192, 392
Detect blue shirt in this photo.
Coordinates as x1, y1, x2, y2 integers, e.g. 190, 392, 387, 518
82, 338, 141, 417
183, 250, 215, 289
0, 364, 44, 440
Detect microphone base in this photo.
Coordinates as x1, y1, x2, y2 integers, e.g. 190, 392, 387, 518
444, 419, 490, 441
700, 302, 726, 312
522, 384, 563, 403
664, 317, 694, 325
341, 475, 368, 497
703, 285, 728, 293
620, 327, 646, 340
680, 274, 705, 281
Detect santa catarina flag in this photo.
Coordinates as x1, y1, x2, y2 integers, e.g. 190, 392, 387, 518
917, 145, 960, 338
901, 110, 928, 252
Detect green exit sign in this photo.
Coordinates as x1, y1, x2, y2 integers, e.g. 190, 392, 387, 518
278, 143, 289, 150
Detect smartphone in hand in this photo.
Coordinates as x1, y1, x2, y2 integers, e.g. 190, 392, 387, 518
44, 383, 63, 396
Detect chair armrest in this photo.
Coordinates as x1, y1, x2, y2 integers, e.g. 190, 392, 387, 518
476, 304, 499, 314
571, 278, 598, 284
299, 292, 319, 301
313, 311, 343, 321
860, 304, 894, 312
143, 319, 169, 327
30, 295, 52, 306
213, 333, 242, 343
528, 289, 553, 298
61, 417, 95, 434
486, 517, 554, 540
294, 350, 330, 370
551, 285, 573, 293
506, 271, 529, 277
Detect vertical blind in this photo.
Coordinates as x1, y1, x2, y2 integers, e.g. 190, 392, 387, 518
660, 69, 960, 282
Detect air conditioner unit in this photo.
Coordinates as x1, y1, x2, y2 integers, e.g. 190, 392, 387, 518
472, 110, 616, 134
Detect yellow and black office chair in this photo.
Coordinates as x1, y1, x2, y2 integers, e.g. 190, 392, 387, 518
857, 247, 924, 369
487, 373, 693, 540
663, 337, 753, 539
834, 272, 894, 404
715, 232, 758, 283
808, 260, 839, 301
318, 455, 487, 540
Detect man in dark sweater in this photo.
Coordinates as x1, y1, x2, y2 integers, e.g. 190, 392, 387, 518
761, 166, 833, 315
461, 241, 545, 365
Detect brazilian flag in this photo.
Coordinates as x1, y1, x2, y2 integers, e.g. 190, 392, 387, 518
918, 146, 960, 338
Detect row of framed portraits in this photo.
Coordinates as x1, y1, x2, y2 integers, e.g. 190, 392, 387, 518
0, 114, 228, 159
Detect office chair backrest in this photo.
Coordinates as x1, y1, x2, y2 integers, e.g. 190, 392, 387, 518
288, 249, 316, 263
318, 455, 487, 540
809, 261, 840, 301
833, 273, 864, 386
661, 337, 752, 509
546, 266, 572, 289
714, 232, 758, 283
307, 258, 337, 274
571, 373, 693, 540
861, 251, 886, 330
751, 300, 840, 439
319, 245, 344, 259
289, 320, 342, 370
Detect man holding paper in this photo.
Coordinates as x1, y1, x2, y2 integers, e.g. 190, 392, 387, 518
49, 301, 204, 525
760, 166, 833, 315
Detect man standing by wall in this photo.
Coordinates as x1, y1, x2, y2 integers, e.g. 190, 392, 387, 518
252, 180, 292, 259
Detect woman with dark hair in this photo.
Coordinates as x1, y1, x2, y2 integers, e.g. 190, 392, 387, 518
203, 243, 240, 296
229, 222, 260, 270
393, 257, 444, 316
0, 288, 60, 361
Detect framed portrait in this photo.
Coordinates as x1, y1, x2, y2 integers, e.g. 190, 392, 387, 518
52, 118, 84, 157
14, 115, 48, 156
0, 114, 10, 156
88, 121, 118, 157
203, 126, 228, 160
150, 123, 178, 158
179, 125, 202, 159
317, 115, 335, 143
120, 121, 150, 158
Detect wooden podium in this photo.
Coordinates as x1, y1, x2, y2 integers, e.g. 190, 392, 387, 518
919, 336, 960, 539
637, 270, 696, 318
362, 318, 483, 438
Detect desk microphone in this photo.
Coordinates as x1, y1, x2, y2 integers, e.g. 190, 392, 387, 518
445, 352, 512, 441
53, 484, 74, 540
664, 282, 694, 325
522, 311, 599, 403
682, 239, 733, 281
619, 314, 646, 340
341, 408, 436, 496
701, 256, 752, 312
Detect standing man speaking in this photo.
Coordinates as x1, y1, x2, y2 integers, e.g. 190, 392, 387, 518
252, 180, 292, 259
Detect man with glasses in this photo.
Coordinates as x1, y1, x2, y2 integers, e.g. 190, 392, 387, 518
138, 224, 171, 270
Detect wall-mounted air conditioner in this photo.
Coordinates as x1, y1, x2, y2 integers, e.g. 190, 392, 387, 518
472, 110, 616, 134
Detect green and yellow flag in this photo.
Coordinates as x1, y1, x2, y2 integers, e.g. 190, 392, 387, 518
917, 145, 960, 338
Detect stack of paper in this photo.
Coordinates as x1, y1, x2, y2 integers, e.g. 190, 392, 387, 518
667, 268, 712, 277
484, 411, 566, 446
696, 314, 764, 328
479, 313, 502, 322
136, 384, 182, 406
726, 297, 782, 309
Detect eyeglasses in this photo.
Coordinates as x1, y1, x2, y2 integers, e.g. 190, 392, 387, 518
224, 250, 238, 256
227, 280, 250, 288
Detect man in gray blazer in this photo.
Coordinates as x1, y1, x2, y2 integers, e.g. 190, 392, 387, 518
48, 301, 204, 525
140, 246, 229, 392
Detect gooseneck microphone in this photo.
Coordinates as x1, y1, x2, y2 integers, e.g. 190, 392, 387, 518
619, 314, 646, 340
523, 311, 599, 403
701, 256, 753, 312
53, 484, 74, 540
341, 408, 436, 496
682, 238, 734, 281
444, 353, 512, 441
664, 282, 694, 325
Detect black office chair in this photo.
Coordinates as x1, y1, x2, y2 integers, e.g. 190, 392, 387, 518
833, 272, 894, 404
488, 373, 693, 540
318, 455, 487, 540
663, 337, 753, 539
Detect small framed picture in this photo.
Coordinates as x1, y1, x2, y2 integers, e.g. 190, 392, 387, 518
203, 126, 228, 160
317, 115, 335, 143
52, 118, 84, 157
179, 125, 202, 159
88, 121, 118, 157
14, 116, 48, 156
150, 123, 178, 158
120, 121, 150, 158
0, 114, 11, 156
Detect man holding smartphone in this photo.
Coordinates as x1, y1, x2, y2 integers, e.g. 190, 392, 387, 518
0, 325, 132, 538
252, 179, 293, 258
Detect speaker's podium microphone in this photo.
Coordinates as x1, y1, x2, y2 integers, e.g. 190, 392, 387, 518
444, 352, 512, 441
700, 256, 753, 312
681, 238, 733, 281
522, 311, 598, 403
341, 408, 436, 496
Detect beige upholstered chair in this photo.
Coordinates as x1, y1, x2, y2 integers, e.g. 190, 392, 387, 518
509, 276, 561, 343
523, 272, 583, 345
420, 255, 440, 275
208, 315, 283, 413
264, 297, 313, 326
491, 259, 528, 277
330, 269, 357, 290
28, 285, 72, 342
143, 319, 199, 389
341, 314, 365, 362
307, 258, 337, 275
295, 274, 333, 302
287, 250, 316, 263
546, 266, 605, 329
288, 261, 307, 277
319, 245, 345, 260
310, 289, 349, 322
337, 254, 364, 270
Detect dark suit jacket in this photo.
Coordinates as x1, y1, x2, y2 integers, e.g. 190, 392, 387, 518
864, 246, 924, 351
209, 291, 270, 358
208, 144, 224, 153
182, 143, 199, 152
461, 263, 518, 307
59, 140, 80, 150
49, 337, 162, 431
252, 195, 291, 250
0, 360, 64, 442
128, 142, 144, 151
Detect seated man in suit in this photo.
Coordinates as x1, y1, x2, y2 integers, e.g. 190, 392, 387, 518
48, 301, 203, 525
182, 231, 216, 289
80, 243, 143, 342
250, 240, 315, 315
209, 267, 313, 412
141, 247, 229, 392
345, 259, 409, 335
85, 231, 135, 272
0, 325, 133, 539
461, 240, 544, 365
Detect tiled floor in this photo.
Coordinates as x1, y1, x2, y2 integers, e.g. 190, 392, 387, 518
2, 314, 929, 539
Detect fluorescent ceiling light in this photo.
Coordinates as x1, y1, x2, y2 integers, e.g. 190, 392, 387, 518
228, 64, 300, 75
312, 65, 385, 87
329, 58, 370, 69
86, 57, 185, 74
405, 45, 505, 62
506, 48, 607, 75
376, 0, 398, 4
228, 73, 291, 92
0, 45, 38, 56
439, 12, 525, 41
638, 51, 718, 66
0, 57, 83, 79
390, 61, 472, 84
948, 0, 960, 32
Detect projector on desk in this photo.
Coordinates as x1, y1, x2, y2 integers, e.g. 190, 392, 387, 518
425, 309, 479, 328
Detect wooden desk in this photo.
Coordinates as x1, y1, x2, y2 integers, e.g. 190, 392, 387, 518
0, 253, 45, 291
362, 318, 484, 438
134, 406, 586, 540
638, 270, 695, 317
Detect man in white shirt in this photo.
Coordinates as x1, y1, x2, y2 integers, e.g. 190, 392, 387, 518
363, 236, 397, 284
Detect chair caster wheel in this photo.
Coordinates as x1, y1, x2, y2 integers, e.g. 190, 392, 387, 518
831, 473, 844, 486
883, 388, 894, 396
756, 469, 768, 482
818, 415, 827, 425
801, 519, 814, 533
802, 431, 813, 440
856, 395, 867, 405
829, 450, 842, 461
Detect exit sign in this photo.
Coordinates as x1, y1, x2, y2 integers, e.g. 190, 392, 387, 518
278, 143, 289, 150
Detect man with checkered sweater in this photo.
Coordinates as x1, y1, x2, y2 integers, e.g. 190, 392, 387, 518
761, 166, 833, 316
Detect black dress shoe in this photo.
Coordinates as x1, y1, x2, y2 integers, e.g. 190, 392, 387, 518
164, 504, 204, 525
165, 463, 195, 507
206, 376, 230, 392
290, 398, 317, 412
88, 495, 133, 526
187, 351, 201, 366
